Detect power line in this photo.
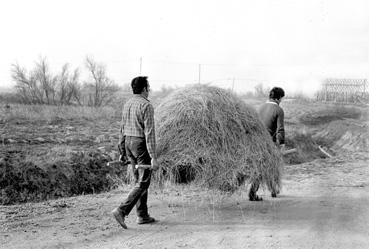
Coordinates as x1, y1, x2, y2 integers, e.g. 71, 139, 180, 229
198, 64, 201, 84
109, 57, 236, 67
139, 57, 142, 75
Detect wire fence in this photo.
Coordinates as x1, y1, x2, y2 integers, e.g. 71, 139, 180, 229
108, 57, 272, 93
316, 78, 368, 104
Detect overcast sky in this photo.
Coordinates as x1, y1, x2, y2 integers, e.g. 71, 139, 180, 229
1, 0, 368, 95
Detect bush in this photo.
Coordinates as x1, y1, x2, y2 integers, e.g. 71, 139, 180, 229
0, 149, 126, 205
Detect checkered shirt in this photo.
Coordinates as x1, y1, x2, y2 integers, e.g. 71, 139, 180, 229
120, 94, 157, 159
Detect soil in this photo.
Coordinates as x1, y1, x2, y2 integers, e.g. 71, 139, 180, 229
1, 101, 368, 248
1, 151, 368, 249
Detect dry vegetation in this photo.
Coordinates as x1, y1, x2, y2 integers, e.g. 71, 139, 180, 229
241, 98, 368, 164
0, 104, 125, 204
155, 85, 283, 193
282, 101, 368, 163
1, 89, 368, 205
11, 57, 120, 107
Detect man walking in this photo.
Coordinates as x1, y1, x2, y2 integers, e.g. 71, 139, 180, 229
249, 87, 285, 201
112, 76, 158, 229
258, 87, 285, 148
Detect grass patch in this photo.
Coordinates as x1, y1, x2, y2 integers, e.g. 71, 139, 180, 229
0, 104, 119, 124
298, 105, 362, 126
0, 147, 126, 205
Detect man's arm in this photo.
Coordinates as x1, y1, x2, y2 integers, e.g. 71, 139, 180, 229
143, 103, 157, 160
276, 108, 285, 145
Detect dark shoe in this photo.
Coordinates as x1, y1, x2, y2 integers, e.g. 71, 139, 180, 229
112, 208, 127, 229
137, 216, 156, 225
249, 191, 263, 201
249, 195, 263, 201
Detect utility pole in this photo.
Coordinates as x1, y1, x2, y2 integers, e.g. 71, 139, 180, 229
198, 64, 201, 84
139, 57, 142, 75
232, 77, 235, 92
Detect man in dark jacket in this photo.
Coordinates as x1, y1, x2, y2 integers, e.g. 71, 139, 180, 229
259, 87, 285, 147
112, 76, 158, 229
249, 87, 285, 201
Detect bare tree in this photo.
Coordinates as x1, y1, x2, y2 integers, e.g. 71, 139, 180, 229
84, 56, 119, 106
66, 69, 82, 105
11, 63, 43, 104
58, 64, 81, 105
11, 58, 82, 105
35, 58, 57, 104
11, 58, 56, 104
58, 64, 69, 104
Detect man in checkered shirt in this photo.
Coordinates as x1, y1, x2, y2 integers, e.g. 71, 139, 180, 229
112, 76, 158, 229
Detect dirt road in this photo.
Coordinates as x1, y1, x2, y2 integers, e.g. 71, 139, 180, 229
1, 152, 369, 249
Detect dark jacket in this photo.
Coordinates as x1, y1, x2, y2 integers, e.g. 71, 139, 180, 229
258, 99, 285, 145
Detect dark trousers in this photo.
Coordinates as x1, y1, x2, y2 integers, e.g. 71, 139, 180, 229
249, 179, 260, 197
118, 136, 152, 218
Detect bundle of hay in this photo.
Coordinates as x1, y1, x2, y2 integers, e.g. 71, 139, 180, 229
155, 85, 283, 193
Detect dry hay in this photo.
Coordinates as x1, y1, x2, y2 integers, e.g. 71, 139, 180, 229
155, 85, 283, 193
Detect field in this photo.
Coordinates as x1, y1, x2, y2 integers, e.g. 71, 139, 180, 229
1, 98, 369, 248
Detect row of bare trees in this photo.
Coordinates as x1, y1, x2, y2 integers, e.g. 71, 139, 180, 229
11, 57, 119, 106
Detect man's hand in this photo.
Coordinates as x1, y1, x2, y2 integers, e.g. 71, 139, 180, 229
151, 158, 159, 171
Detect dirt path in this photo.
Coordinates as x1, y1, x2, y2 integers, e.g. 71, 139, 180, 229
1, 152, 369, 249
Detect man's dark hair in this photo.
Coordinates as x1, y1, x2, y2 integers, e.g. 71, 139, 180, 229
131, 76, 148, 94
269, 87, 285, 100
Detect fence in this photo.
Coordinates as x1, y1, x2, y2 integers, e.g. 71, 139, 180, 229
317, 78, 368, 104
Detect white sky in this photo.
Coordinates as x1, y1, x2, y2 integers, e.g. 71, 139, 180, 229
1, 0, 369, 95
